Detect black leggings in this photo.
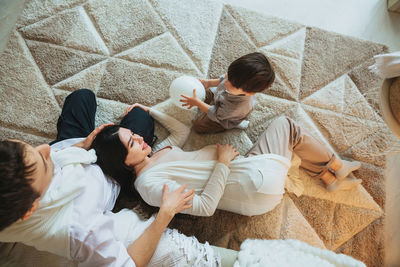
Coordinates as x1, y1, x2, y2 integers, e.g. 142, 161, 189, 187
52, 89, 155, 145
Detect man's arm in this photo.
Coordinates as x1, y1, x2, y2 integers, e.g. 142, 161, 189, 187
73, 123, 113, 150
127, 184, 194, 267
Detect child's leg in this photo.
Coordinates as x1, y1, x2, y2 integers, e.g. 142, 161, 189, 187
192, 113, 226, 133
192, 88, 225, 133
204, 87, 215, 104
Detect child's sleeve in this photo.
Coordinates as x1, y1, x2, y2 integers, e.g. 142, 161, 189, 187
149, 108, 190, 151
207, 101, 237, 123
206, 74, 237, 126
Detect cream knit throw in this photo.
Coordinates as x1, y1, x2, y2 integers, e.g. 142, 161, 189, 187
234, 239, 365, 267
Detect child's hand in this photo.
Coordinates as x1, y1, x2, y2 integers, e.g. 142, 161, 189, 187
198, 78, 209, 89
180, 89, 201, 109
123, 103, 150, 116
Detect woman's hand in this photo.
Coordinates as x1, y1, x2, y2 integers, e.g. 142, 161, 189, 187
124, 103, 150, 116
73, 123, 113, 150
159, 184, 194, 219
216, 143, 239, 167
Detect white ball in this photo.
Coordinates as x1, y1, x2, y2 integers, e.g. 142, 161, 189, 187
169, 76, 206, 108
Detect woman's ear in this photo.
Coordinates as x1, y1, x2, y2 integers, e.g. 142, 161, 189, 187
124, 161, 133, 170
124, 158, 131, 168
21, 199, 39, 221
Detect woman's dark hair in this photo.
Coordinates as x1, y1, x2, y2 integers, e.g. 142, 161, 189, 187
228, 52, 275, 93
91, 126, 157, 217
91, 125, 134, 195
0, 141, 40, 231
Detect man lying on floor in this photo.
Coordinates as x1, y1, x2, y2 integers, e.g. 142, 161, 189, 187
0, 89, 223, 267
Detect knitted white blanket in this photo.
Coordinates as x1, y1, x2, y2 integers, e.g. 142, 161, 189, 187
234, 239, 365, 267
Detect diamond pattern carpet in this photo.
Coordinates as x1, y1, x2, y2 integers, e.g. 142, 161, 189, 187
0, 0, 398, 266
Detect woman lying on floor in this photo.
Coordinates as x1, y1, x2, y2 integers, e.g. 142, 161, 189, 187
91, 103, 362, 217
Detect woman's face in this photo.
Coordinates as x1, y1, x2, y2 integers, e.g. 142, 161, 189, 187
118, 128, 152, 167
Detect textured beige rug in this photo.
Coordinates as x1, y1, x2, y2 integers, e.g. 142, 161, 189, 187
1, 0, 398, 266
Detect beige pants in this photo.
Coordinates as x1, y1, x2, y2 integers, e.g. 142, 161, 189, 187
246, 116, 336, 179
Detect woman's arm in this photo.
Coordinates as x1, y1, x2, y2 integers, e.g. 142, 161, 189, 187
139, 163, 230, 216
184, 144, 239, 216
122, 103, 191, 151
138, 144, 239, 216
187, 162, 230, 216
149, 108, 190, 150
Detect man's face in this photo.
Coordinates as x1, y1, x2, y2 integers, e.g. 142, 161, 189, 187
21, 142, 55, 199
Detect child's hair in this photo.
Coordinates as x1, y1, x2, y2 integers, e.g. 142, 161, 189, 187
227, 52, 275, 93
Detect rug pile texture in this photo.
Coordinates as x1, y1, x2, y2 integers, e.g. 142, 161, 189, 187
0, 0, 398, 266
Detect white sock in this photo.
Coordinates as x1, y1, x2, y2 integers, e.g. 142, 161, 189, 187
236, 120, 249, 129
327, 176, 362, 192
335, 160, 361, 180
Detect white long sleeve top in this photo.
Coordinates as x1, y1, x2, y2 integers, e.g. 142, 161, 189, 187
1, 136, 220, 267
52, 140, 157, 267
135, 109, 290, 217
0, 138, 154, 267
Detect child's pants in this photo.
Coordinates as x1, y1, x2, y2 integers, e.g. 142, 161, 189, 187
246, 116, 337, 179
192, 88, 226, 133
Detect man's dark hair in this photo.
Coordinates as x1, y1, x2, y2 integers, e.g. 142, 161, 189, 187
227, 52, 275, 93
0, 140, 40, 231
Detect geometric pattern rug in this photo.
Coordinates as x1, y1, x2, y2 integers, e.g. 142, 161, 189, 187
1, 0, 398, 266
